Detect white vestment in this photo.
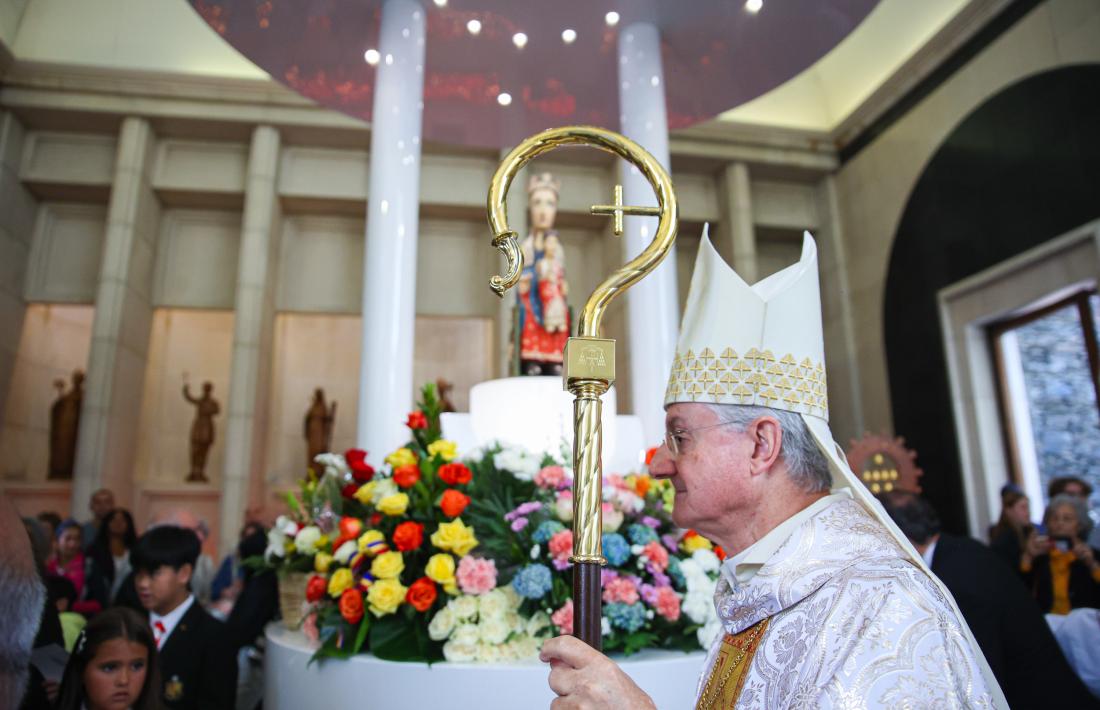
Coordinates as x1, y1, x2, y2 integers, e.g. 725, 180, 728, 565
695, 497, 996, 709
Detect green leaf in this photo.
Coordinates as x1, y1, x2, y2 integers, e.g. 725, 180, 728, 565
350, 614, 371, 654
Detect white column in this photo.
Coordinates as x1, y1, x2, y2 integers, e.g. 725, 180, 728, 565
357, 0, 426, 461
220, 125, 280, 554
73, 117, 159, 515
720, 162, 758, 284
617, 22, 679, 446
0, 112, 35, 422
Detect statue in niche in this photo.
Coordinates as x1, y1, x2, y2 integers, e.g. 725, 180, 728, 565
514, 172, 571, 376
182, 377, 220, 483
436, 378, 455, 413
48, 369, 84, 480
304, 388, 337, 475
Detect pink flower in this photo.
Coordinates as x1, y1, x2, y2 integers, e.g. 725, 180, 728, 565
535, 465, 568, 489
302, 612, 320, 645
511, 517, 529, 532
655, 586, 681, 622
639, 583, 659, 605
642, 540, 669, 572
456, 555, 498, 595
554, 490, 573, 522
602, 577, 639, 605
601, 502, 624, 533
551, 599, 574, 635
548, 529, 573, 562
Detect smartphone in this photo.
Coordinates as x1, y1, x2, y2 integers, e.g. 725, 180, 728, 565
1052, 536, 1073, 553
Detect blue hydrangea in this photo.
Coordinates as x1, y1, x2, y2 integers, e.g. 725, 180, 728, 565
532, 520, 565, 544
627, 523, 658, 546
667, 556, 685, 588
602, 533, 630, 566
606, 602, 647, 633
512, 563, 553, 599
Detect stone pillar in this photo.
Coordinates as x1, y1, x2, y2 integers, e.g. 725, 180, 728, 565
617, 22, 679, 446
497, 151, 527, 378
719, 162, 758, 284
357, 0, 426, 461
0, 112, 35, 421
72, 117, 159, 516
219, 125, 281, 553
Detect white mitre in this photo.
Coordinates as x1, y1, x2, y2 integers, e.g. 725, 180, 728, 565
666, 227, 1007, 707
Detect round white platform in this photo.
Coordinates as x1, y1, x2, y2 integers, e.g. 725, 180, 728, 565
264, 624, 704, 709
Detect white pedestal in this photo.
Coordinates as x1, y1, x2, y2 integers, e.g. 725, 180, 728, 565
264, 625, 703, 710
441, 376, 648, 474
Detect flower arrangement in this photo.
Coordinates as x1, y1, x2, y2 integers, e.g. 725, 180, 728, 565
258, 383, 722, 663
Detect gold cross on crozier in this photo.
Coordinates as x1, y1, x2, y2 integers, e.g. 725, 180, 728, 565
591, 184, 661, 236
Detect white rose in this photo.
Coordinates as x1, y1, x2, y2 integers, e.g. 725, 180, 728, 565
554, 496, 573, 522
442, 640, 477, 663
602, 507, 624, 533
478, 615, 511, 645
601, 617, 611, 637
293, 526, 322, 555
477, 589, 509, 619
333, 540, 358, 565
265, 528, 286, 560
697, 619, 722, 649
313, 452, 348, 475
692, 549, 720, 573
428, 607, 456, 641
452, 622, 481, 646
530, 544, 540, 560
449, 594, 479, 621
475, 642, 502, 664
371, 478, 398, 504
525, 611, 551, 637
679, 558, 700, 579
503, 611, 524, 634
683, 592, 711, 624
500, 583, 522, 610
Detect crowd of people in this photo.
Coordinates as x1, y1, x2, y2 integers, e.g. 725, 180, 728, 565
7, 489, 278, 710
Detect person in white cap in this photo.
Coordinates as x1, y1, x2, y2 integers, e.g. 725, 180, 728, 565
540, 229, 1008, 709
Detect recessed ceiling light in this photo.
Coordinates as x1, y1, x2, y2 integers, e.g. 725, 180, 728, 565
561, 28, 577, 44
605, 11, 620, 26
745, 0, 763, 13
364, 49, 380, 65
497, 92, 512, 106
512, 32, 528, 49
467, 19, 482, 35
433, 0, 447, 6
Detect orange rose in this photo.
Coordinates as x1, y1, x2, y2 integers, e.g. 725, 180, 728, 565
306, 574, 327, 603
438, 462, 472, 485
392, 521, 424, 552
339, 588, 364, 624
634, 476, 651, 497
393, 464, 421, 489
406, 411, 428, 430
439, 489, 470, 518
406, 576, 437, 612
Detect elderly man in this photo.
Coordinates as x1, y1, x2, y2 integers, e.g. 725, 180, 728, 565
541, 231, 1006, 708
81, 487, 115, 548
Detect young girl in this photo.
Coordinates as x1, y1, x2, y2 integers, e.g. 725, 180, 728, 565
47, 519, 102, 615
55, 607, 162, 710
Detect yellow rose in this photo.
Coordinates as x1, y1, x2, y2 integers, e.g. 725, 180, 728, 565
367, 578, 407, 617
680, 533, 713, 554
385, 448, 417, 468
354, 481, 376, 505
358, 530, 387, 556
377, 493, 410, 517
430, 518, 478, 557
427, 439, 458, 462
314, 552, 333, 573
327, 567, 354, 598
370, 551, 404, 580
425, 552, 456, 585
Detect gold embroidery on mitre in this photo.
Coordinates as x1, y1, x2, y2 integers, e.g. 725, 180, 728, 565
665, 349, 829, 419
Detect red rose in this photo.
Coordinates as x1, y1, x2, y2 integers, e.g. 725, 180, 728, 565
393, 464, 421, 489
341, 483, 359, 499
392, 521, 424, 552
439, 489, 470, 518
305, 575, 327, 603
339, 588, 364, 624
370, 513, 382, 527
438, 462, 472, 486
406, 577, 437, 612
339, 517, 363, 540
344, 449, 375, 483
714, 545, 726, 561
406, 411, 428, 430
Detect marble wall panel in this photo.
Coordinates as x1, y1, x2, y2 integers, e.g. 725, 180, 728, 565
153, 139, 248, 195
23, 203, 106, 303
153, 209, 241, 308
753, 180, 819, 230
278, 146, 369, 203
276, 215, 364, 313
20, 132, 115, 186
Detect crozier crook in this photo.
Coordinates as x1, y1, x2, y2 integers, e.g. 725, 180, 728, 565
485, 125, 678, 649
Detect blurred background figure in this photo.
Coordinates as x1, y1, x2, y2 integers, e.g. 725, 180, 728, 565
81, 489, 116, 553
210, 519, 264, 617
879, 489, 1099, 709
1047, 608, 1100, 700
47, 519, 101, 616
989, 483, 1033, 570
44, 575, 87, 652
224, 525, 278, 710
1049, 476, 1100, 549
1021, 494, 1100, 614
36, 511, 62, 557
88, 508, 139, 608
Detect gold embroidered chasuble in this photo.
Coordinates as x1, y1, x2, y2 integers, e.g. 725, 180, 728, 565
693, 497, 997, 709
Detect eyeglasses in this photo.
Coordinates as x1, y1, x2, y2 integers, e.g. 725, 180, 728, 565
663, 421, 734, 458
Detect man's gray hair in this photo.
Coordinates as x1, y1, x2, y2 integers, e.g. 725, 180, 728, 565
704, 404, 833, 494
0, 526, 46, 709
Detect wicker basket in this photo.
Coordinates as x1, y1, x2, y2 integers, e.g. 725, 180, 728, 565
278, 571, 309, 629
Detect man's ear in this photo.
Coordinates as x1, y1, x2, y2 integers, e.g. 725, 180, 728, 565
747, 416, 783, 477
176, 562, 194, 588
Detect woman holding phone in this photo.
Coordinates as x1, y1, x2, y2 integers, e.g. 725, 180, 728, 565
1020, 494, 1100, 614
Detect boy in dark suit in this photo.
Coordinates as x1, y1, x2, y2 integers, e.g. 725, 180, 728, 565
132, 525, 237, 709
